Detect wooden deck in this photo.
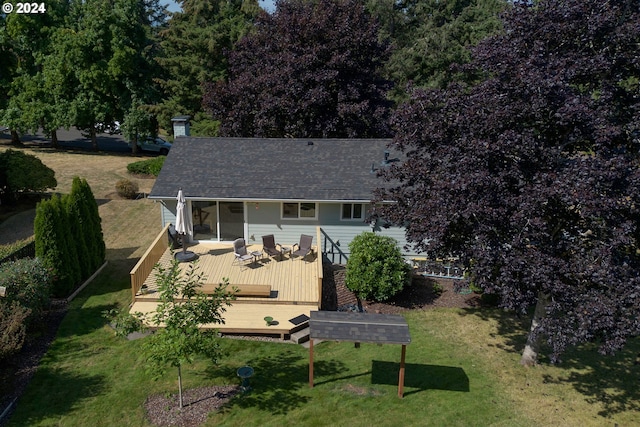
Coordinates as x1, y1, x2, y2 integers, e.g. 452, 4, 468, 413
129, 239, 322, 339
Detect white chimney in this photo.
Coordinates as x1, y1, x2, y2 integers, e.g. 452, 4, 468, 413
171, 115, 191, 137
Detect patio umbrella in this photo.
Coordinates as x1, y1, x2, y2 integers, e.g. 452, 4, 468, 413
174, 188, 197, 262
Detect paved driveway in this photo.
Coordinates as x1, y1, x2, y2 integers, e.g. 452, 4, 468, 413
0, 127, 132, 153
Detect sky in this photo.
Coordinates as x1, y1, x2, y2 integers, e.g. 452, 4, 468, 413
165, 0, 275, 13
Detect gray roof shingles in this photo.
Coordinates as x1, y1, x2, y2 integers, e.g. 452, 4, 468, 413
149, 137, 396, 201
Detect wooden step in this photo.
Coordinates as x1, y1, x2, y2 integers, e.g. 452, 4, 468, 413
290, 326, 310, 344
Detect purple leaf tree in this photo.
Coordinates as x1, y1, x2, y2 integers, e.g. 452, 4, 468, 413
376, 0, 640, 365
203, 0, 393, 138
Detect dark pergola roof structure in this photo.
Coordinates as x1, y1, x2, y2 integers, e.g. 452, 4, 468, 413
308, 311, 411, 398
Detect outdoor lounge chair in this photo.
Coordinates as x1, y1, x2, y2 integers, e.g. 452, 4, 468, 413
262, 234, 284, 261
292, 234, 314, 262
233, 238, 254, 269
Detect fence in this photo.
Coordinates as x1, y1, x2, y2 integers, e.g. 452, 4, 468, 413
0, 240, 36, 265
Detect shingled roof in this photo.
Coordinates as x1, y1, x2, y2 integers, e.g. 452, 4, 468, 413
149, 137, 397, 201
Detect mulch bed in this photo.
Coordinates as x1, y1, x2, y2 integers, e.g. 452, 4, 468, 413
0, 263, 482, 427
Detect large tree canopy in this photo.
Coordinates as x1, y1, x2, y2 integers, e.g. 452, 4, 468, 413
368, 0, 506, 101
377, 0, 640, 363
203, 0, 393, 138
154, 0, 260, 135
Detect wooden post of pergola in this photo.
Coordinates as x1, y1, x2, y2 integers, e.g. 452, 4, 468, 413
308, 311, 411, 398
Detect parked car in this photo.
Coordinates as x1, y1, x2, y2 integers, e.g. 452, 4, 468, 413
96, 121, 121, 135
128, 136, 172, 155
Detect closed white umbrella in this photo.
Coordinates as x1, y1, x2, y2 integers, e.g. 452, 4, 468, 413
174, 188, 196, 261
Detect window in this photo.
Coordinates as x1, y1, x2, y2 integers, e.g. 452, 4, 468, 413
341, 203, 365, 221
282, 202, 317, 219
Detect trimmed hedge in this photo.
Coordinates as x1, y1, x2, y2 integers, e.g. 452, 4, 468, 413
127, 156, 166, 176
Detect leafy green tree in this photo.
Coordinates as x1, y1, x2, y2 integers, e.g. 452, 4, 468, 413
0, 13, 19, 146
2, 0, 74, 146
139, 259, 234, 408
369, 0, 506, 101
346, 232, 411, 303
154, 0, 259, 135
204, 0, 393, 138
0, 150, 57, 204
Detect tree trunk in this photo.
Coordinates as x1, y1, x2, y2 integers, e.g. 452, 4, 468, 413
131, 134, 138, 155
520, 291, 549, 366
51, 129, 59, 149
10, 130, 23, 147
178, 365, 183, 409
90, 127, 98, 152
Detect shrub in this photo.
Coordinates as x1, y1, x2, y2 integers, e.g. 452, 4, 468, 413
0, 258, 51, 323
0, 149, 57, 203
127, 156, 166, 176
0, 301, 30, 361
345, 232, 411, 302
115, 179, 139, 199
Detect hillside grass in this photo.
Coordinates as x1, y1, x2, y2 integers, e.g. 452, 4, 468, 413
2, 146, 639, 426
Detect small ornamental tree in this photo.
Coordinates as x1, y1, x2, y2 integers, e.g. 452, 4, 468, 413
139, 259, 234, 409
345, 232, 411, 303
0, 149, 56, 203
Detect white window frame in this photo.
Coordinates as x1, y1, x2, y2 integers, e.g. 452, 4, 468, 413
340, 203, 366, 221
281, 202, 318, 220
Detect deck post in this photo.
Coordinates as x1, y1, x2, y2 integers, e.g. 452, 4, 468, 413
309, 338, 314, 388
398, 344, 406, 398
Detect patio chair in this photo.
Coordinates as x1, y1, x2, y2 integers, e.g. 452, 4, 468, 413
291, 234, 314, 262
167, 224, 182, 249
262, 234, 284, 261
233, 238, 254, 269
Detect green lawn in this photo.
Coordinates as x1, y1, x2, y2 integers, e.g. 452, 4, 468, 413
6, 261, 639, 426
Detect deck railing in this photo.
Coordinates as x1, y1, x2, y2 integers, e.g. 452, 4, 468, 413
319, 227, 349, 264
130, 223, 170, 301
316, 227, 324, 308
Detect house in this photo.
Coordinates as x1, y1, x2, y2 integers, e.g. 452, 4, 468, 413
130, 123, 424, 338
148, 124, 418, 262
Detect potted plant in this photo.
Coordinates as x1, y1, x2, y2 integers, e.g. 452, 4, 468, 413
264, 316, 273, 326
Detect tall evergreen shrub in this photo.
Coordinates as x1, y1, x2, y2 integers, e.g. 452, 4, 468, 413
79, 178, 105, 269
67, 178, 92, 279
35, 195, 77, 297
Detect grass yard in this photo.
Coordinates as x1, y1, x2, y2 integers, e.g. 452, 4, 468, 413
2, 146, 639, 426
